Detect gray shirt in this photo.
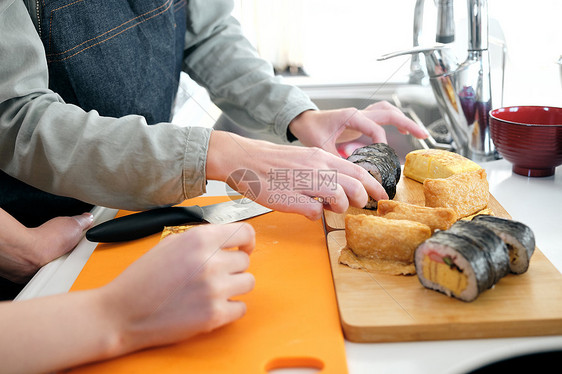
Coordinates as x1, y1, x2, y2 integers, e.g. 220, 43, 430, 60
0, 0, 316, 211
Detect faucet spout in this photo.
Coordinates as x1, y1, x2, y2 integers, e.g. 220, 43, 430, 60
385, 0, 500, 161
460, 0, 498, 160
436, 0, 455, 44
468, 0, 488, 51
409, 0, 427, 85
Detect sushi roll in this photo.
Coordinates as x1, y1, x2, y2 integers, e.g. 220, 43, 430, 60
415, 230, 500, 302
471, 215, 536, 274
446, 221, 510, 284
346, 154, 369, 163
347, 143, 401, 208
353, 155, 398, 202
351, 143, 401, 182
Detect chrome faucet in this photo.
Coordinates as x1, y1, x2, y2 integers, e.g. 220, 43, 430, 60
408, 0, 427, 85
410, 0, 455, 84
384, 0, 500, 161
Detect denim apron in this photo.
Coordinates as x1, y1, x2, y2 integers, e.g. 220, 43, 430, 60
40, 0, 187, 124
0, 0, 187, 226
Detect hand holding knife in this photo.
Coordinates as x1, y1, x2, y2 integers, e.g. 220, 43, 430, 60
86, 199, 272, 243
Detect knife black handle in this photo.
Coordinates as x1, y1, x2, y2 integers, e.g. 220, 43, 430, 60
86, 206, 205, 243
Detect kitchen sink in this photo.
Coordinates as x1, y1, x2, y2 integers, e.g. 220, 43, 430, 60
213, 82, 448, 163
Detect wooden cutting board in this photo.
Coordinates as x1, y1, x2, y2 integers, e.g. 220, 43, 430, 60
67, 196, 348, 373
324, 176, 562, 342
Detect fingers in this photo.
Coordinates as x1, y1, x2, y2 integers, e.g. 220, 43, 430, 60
227, 300, 248, 319
41, 212, 93, 237
362, 101, 429, 139
224, 272, 255, 296
55, 213, 94, 246
333, 173, 369, 209
344, 110, 388, 143
326, 155, 389, 201
204, 271, 254, 331
188, 241, 255, 331
219, 249, 251, 275
199, 300, 250, 335
248, 145, 388, 218
261, 191, 324, 220
186, 223, 256, 255
72, 212, 95, 231
215, 223, 256, 255
33, 212, 94, 265
364, 100, 405, 115
175, 223, 255, 276
258, 170, 382, 219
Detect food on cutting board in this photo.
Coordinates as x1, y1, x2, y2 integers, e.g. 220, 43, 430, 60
341, 148, 484, 276
342, 214, 431, 275
415, 219, 535, 302
339, 246, 415, 276
160, 225, 194, 240
447, 220, 510, 284
346, 143, 401, 209
423, 169, 489, 218
376, 199, 458, 232
403, 148, 482, 183
346, 205, 378, 217
461, 208, 494, 221
471, 215, 536, 274
415, 223, 505, 302
339, 147, 537, 301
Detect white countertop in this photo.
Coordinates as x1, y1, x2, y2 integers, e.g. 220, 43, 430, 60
16, 159, 562, 373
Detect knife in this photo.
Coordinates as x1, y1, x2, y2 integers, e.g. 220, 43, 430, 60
86, 199, 272, 243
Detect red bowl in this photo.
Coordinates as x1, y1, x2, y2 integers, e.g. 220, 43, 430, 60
489, 106, 562, 177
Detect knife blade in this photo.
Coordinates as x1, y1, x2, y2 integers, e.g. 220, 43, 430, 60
85, 199, 272, 243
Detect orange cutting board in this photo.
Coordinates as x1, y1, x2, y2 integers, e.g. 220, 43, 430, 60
67, 196, 348, 373
324, 176, 562, 343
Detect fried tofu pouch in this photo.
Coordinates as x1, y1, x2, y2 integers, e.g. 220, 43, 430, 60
160, 225, 194, 240
462, 208, 494, 221
404, 149, 482, 183
345, 205, 377, 217
423, 169, 489, 218
339, 247, 416, 275
342, 214, 432, 275
376, 199, 458, 232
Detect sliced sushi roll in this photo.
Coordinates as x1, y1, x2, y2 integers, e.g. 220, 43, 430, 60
354, 156, 398, 198
415, 231, 498, 302
351, 144, 382, 156
471, 215, 536, 274
346, 153, 370, 163
352, 156, 392, 209
352, 143, 401, 182
446, 221, 510, 284
347, 143, 401, 208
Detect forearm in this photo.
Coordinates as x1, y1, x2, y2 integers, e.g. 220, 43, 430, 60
0, 289, 122, 374
0, 95, 211, 210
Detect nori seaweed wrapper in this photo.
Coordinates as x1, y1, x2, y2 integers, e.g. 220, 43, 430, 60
425, 230, 497, 296
348, 143, 401, 203
447, 221, 510, 284
351, 143, 401, 182
471, 215, 536, 274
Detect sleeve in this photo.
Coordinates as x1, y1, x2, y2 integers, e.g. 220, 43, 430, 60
0, 0, 211, 211
181, 0, 318, 142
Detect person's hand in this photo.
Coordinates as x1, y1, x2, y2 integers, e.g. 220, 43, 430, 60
288, 101, 429, 156
206, 131, 388, 220
0, 209, 93, 283
99, 223, 255, 353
